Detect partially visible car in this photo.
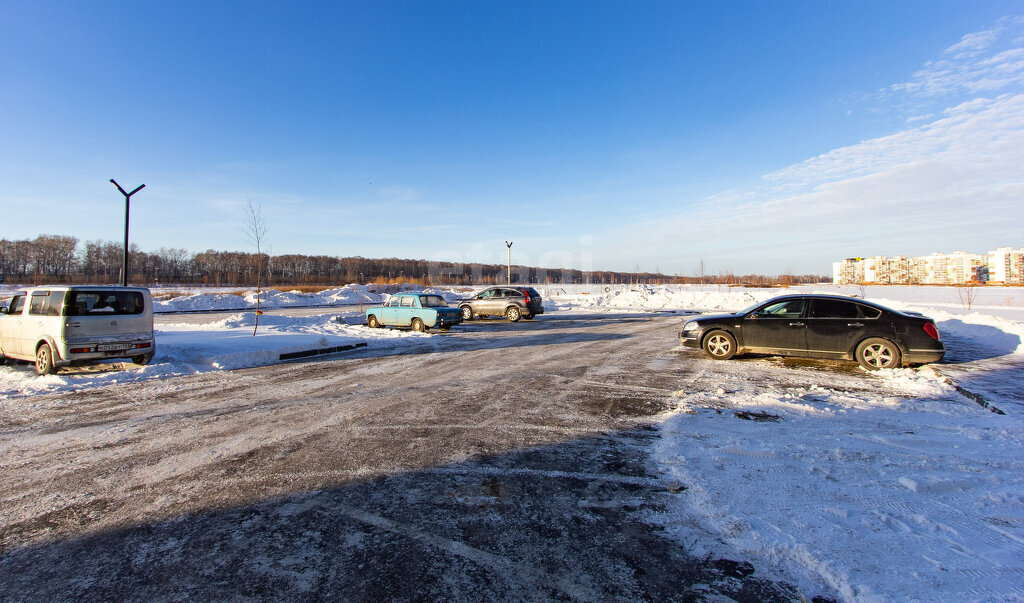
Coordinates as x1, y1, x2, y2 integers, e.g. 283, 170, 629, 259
0, 286, 156, 375
678, 294, 944, 370
365, 292, 463, 332
459, 286, 544, 322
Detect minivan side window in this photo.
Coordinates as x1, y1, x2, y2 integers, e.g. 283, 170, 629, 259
29, 291, 62, 316
6, 295, 26, 316
66, 291, 145, 316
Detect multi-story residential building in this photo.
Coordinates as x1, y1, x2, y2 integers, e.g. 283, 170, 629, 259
887, 256, 910, 284
988, 247, 1024, 284
832, 258, 863, 285
833, 248, 1016, 285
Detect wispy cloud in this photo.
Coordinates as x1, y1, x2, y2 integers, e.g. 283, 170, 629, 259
599, 17, 1024, 274
886, 16, 1024, 100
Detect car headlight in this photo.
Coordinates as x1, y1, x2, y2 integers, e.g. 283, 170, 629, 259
681, 321, 699, 332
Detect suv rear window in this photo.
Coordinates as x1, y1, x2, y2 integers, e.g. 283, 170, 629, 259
66, 291, 146, 316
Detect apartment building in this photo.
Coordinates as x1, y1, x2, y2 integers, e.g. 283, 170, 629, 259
989, 247, 1024, 284
833, 248, 1020, 285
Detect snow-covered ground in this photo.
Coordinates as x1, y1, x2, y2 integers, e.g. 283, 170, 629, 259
1, 283, 1022, 600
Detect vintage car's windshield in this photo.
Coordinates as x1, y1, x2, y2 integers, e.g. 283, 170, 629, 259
419, 295, 448, 307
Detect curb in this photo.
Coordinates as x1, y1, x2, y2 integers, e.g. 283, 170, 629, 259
279, 342, 368, 361
938, 372, 1005, 415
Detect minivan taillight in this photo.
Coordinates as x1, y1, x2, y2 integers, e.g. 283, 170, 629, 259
923, 323, 940, 340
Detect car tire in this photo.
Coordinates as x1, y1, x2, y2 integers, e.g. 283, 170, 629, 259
855, 338, 901, 370
132, 353, 153, 366
461, 306, 474, 320
411, 318, 427, 332
35, 343, 57, 375
367, 314, 381, 328
505, 306, 522, 322
523, 313, 534, 320
702, 330, 736, 360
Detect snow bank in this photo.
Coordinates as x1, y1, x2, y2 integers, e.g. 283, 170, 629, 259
0, 311, 422, 400
154, 284, 386, 312
651, 368, 1022, 601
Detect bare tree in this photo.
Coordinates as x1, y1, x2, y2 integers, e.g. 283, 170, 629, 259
243, 201, 269, 335
958, 282, 978, 310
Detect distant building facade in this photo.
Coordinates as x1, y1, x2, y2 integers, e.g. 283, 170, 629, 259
832, 248, 1019, 285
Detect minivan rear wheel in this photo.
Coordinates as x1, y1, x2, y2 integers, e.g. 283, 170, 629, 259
35, 343, 56, 375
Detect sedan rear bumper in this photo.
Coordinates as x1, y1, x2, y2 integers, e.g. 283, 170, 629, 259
903, 347, 945, 366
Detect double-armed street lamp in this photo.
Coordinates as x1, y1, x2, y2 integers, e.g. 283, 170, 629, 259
110, 179, 145, 286
506, 241, 513, 285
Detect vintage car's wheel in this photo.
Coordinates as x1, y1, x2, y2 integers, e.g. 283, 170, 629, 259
461, 306, 474, 320
367, 314, 381, 328
0, 348, 7, 366
855, 338, 901, 370
411, 318, 427, 332
35, 343, 57, 375
505, 306, 522, 322
132, 353, 154, 366
702, 330, 736, 360
440, 325, 452, 331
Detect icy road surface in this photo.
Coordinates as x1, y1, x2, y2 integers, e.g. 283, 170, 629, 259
1, 308, 1021, 601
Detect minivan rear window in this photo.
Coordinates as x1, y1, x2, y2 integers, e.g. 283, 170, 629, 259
66, 291, 145, 316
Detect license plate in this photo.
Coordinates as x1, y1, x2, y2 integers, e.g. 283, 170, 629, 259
97, 343, 132, 351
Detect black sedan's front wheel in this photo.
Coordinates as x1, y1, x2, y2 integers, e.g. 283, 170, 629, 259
855, 338, 901, 370
702, 330, 736, 360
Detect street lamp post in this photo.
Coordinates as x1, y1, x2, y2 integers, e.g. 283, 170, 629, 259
110, 179, 145, 286
505, 241, 513, 285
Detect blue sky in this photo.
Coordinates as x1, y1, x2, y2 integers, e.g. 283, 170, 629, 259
2, 1, 1023, 275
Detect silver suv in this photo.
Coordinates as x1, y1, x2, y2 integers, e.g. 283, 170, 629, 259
0, 286, 155, 375
459, 286, 544, 322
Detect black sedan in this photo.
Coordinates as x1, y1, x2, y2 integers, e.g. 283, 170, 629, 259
679, 294, 945, 370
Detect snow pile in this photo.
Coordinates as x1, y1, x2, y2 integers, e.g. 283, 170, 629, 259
155, 284, 385, 312
652, 369, 1022, 601
0, 311, 425, 400
543, 284, 773, 313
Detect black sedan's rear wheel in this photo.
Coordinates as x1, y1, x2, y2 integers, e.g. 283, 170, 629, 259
855, 338, 901, 370
702, 330, 736, 360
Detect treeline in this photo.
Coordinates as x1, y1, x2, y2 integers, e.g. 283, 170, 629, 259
1, 235, 827, 287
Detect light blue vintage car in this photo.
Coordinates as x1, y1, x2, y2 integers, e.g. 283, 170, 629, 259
365, 292, 463, 332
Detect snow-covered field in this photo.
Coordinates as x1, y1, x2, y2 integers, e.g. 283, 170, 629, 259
1, 283, 1022, 600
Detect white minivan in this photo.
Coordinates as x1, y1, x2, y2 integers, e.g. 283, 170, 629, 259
0, 286, 155, 375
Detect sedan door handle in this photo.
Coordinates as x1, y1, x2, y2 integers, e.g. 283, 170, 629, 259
788, 322, 805, 327
847, 322, 864, 328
